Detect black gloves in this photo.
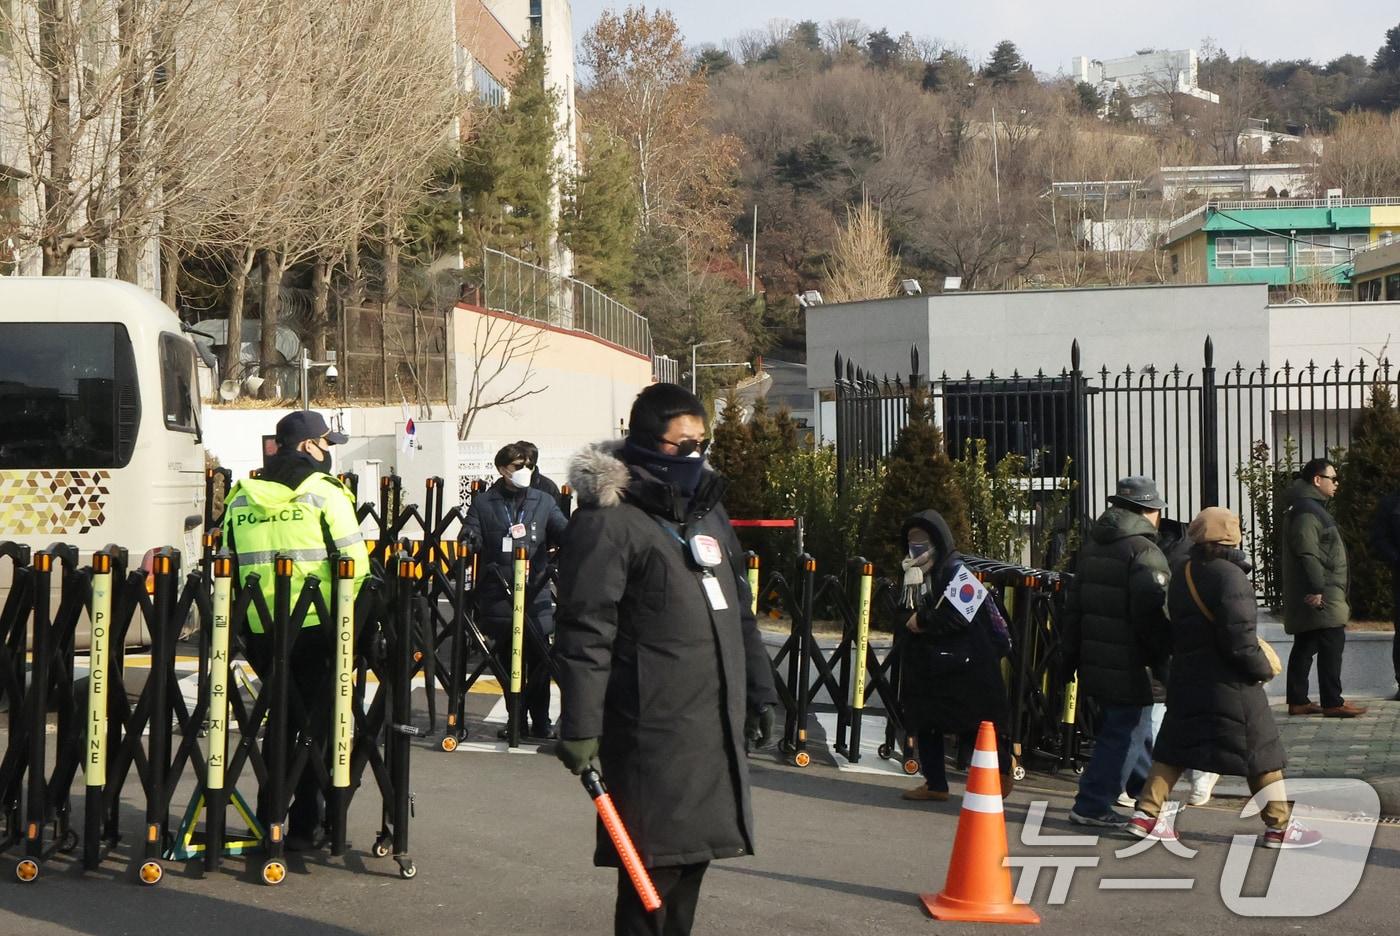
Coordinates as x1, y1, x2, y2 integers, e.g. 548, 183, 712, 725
555, 737, 600, 775
745, 705, 775, 751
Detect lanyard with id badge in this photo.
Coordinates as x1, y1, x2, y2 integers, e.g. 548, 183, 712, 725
501, 501, 530, 554
657, 520, 729, 611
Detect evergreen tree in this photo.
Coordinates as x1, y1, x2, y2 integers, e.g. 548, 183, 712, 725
1075, 81, 1106, 116
792, 21, 822, 52
460, 35, 560, 265
865, 389, 971, 577
562, 125, 639, 298
694, 46, 736, 76
866, 29, 899, 70
983, 40, 1029, 86
1333, 383, 1400, 619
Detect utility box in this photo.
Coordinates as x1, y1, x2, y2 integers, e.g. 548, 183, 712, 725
394, 420, 460, 519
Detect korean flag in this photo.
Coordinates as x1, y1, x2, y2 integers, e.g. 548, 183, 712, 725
943, 564, 989, 622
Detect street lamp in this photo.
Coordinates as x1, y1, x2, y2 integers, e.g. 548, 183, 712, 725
299, 347, 339, 410
690, 339, 733, 395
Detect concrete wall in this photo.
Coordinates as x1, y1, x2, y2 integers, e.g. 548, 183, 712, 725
452, 304, 651, 477
1268, 301, 1400, 373
806, 283, 1271, 390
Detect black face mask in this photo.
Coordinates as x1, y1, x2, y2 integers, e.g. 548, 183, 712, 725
623, 438, 705, 497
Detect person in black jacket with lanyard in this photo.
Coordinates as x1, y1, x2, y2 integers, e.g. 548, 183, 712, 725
553, 383, 779, 936
464, 442, 568, 739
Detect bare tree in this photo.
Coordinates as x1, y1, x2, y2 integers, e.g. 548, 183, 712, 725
0, 0, 270, 280
456, 310, 549, 441
820, 18, 867, 53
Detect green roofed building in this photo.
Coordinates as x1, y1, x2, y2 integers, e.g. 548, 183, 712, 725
1163, 197, 1400, 293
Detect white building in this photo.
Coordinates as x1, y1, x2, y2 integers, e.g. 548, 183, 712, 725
1072, 49, 1220, 114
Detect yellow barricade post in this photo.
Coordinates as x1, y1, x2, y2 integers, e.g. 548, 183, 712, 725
508, 546, 528, 749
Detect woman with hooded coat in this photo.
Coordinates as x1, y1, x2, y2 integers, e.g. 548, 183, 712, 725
896, 510, 1014, 801
1128, 507, 1321, 849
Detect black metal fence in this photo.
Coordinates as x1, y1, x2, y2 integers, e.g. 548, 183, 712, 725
834, 339, 1394, 600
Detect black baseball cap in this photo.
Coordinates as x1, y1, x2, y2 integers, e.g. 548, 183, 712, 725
275, 411, 348, 449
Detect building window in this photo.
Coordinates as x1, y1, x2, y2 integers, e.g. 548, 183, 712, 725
1170, 253, 1179, 275
1357, 278, 1383, 302
1214, 236, 1287, 269
473, 61, 506, 109
1295, 233, 1369, 268
1387, 272, 1400, 302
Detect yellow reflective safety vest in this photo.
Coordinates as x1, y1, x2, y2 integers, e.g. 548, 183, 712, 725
223, 471, 370, 633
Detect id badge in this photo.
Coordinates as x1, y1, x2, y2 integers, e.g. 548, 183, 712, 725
689, 534, 724, 568
509, 523, 527, 539
701, 572, 729, 611
501, 537, 514, 553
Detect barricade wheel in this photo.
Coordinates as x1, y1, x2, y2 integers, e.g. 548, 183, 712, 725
903, 759, 921, 775
1073, 763, 1085, 776
440, 736, 458, 753
877, 744, 892, 760
15, 859, 39, 883
1012, 764, 1027, 781
398, 860, 417, 879
261, 860, 287, 886
793, 751, 812, 768
58, 830, 80, 854
138, 861, 163, 886
372, 838, 391, 858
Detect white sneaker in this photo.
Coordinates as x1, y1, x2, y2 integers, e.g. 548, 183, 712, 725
1186, 771, 1220, 807
1116, 792, 1136, 808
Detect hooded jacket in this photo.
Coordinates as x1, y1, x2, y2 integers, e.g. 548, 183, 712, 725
553, 440, 778, 869
1280, 479, 1349, 634
896, 510, 1011, 734
1061, 506, 1170, 706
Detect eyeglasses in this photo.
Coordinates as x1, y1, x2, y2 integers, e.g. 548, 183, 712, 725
659, 436, 710, 458
1320, 474, 1339, 482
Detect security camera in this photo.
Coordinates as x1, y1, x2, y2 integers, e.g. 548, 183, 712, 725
324, 365, 339, 384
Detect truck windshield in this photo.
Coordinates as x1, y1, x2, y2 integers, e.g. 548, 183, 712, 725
0, 323, 140, 468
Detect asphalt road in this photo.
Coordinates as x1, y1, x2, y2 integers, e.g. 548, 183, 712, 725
1, 736, 1396, 936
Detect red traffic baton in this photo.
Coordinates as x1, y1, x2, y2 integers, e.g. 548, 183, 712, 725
581, 767, 661, 912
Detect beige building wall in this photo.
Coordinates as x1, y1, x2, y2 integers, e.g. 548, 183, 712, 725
451, 303, 652, 475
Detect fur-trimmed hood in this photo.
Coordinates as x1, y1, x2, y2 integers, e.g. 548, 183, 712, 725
567, 440, 632, 509
567, 439, 725, 516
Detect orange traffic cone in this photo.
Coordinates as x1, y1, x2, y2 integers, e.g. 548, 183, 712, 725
920, 720, 1040, 924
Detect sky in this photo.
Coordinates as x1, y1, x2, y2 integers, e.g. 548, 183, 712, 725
568, 0, 1399, 77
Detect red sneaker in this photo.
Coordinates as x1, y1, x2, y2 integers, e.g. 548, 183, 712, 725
1262, 821, 1322, 849
1127, 811, 1179, 841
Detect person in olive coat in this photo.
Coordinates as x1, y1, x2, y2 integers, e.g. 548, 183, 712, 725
1061, 476, 1172, 828
552, 384, 779, 936
1129, 507, 1321, 849
896, 510, 1014, 801
1281, 459, 1366, 718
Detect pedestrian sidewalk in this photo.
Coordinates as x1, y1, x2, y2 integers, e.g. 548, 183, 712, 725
1208, 697, 1400, 817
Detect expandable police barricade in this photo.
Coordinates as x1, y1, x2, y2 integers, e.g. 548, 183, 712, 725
749, 547, 1087, 778
339, 473, 558, 754
0, 537, 421, 886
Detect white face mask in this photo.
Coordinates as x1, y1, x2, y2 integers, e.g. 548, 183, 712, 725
509, 467, 533, 488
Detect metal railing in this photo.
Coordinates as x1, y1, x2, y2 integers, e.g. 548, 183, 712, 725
481, 248, 652, 358
653, 354, 680, 385
834, 339, 1399, 603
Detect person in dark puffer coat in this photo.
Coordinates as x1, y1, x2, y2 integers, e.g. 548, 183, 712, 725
895, 510, 1014, 802
552, 383, 779, 936
1128, 507, 1321, 850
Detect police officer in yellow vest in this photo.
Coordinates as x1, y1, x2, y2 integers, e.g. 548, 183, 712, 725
223, 410, 369, 850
